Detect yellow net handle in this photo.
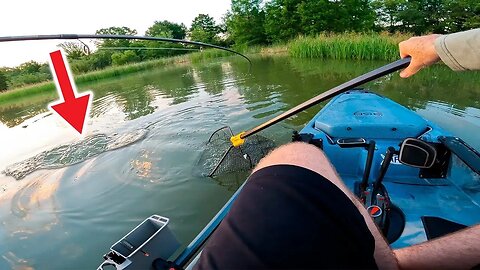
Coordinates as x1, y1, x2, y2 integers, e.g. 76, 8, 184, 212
230, 132, 245, 147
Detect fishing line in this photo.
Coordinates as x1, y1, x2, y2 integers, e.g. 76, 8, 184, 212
98, 47, 200, 51
78, 40, 91, 55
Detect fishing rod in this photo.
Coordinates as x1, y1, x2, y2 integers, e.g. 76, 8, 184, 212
0, 34, 252, 65
98, 47, 200, 51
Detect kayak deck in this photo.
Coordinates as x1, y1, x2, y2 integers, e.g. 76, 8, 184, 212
299, 90, 480, 248
342, 174, 480, 248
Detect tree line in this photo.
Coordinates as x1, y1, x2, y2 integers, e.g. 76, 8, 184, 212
1, 0, 478, 91
227, 0, 478, 45
0, 15, 224, 91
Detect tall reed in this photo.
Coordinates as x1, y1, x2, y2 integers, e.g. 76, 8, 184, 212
288, 33, 410, 61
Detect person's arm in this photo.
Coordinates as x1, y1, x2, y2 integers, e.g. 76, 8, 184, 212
398, 28, 480, 78
435, 28, 480, 71
394, 224, 480, 269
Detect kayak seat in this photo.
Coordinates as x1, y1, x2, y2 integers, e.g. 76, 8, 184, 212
314, 91, 429, 140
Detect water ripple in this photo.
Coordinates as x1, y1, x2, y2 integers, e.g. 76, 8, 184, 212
2, 130, 148, 180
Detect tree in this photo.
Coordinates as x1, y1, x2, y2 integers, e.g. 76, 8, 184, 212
264, 0, 303, 43
87, 50, 113, 70
444, 0, 480, 32
0, 71, 8, 91
226, 0, 267, 46
264, 0, 376, 42
111, 50, 140, 65
95, 26, 138, 48
371, 0, 405, 32
396, 0, 447, 34
95, 26, 137, 36
57, 41, 88, 60
18, 61, 42, 74
296, 0, 375, 34
146, 20, 187, 39
189, 14, 220, 44
342, 0, 376, 32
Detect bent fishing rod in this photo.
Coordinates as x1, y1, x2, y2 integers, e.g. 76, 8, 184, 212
0, 34, 252, 66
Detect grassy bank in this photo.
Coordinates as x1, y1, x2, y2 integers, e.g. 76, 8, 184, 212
288, 33, 410, 61
0, 33, 409, 102
0, 55, 190, 104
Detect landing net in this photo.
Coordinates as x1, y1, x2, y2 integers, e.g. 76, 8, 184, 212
198, 127, 276, 177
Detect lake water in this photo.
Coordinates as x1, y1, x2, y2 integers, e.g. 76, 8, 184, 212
0, 56, 479, 269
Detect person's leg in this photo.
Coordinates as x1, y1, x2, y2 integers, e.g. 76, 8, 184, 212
393, 224, 480, 269
196, 142, 398, 269
253, 142, 398, 269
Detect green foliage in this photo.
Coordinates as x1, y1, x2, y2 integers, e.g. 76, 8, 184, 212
57, 42, 88, 60
443, 0, 480, 32
69, 50, 113, 74
0, 82, 55, 104
264, 0, 302, 43
9, 72, 51, 86
70, 59, 92, 74
1, 61, 51, 89
372, 0, 479, 34
299, 0, 375, 33
18, 61, 43, 74
288, 33, 409, 61
189, 14, 220, 44
88, 50, 113, 70
227, 0, 267, 46
111, 51, 141, 66
371, 0, 405, 32
0, 71, 8, 91
0, 57, 183, 103
95, 26, 138, 48
264, 0, 375, 43
2, 0, 478, 94
189, 49, 231, 63
397, 0, 446, 34
146, 20, 187, 39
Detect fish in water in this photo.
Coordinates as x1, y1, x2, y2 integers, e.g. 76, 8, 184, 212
2, 129, 148, 180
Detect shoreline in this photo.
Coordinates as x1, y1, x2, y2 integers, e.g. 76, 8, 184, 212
0, 33, 408, 103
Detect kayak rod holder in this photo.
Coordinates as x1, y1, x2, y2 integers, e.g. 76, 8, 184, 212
361, 140, 376, 191
373, 147, 396, 194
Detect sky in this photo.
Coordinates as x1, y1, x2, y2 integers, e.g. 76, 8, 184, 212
0, 0, 231, 67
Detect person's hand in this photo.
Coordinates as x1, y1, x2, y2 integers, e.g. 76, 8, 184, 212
398, 34, 442, 78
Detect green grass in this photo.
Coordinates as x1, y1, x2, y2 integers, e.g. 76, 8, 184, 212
188, 45, 282, 63
0, 82, 55, 104
288, 33, 411, 61
0, 50, 233, 103
0, 56, 189, 104
188, 49, 232, 63
0, 32, 412, 102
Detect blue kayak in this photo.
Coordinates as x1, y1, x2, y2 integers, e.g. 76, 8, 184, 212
98, 90, 480, 269
298, 89, 480, 248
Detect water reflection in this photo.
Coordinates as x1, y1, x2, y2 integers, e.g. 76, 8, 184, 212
1, 56, 478, 130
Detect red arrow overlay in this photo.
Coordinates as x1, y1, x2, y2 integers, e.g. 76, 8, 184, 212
49, 50, 92, 134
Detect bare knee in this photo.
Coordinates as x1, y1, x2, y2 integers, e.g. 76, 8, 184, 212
252, 142, 343, 188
